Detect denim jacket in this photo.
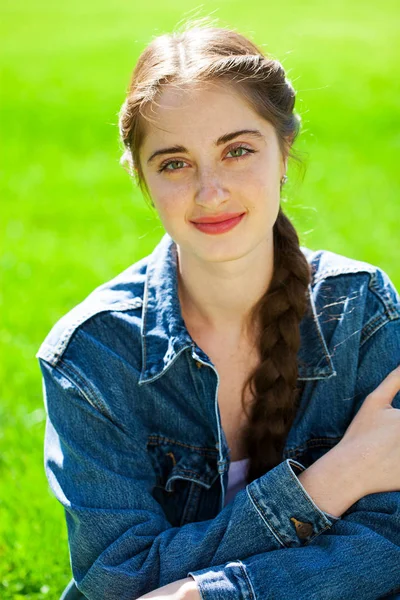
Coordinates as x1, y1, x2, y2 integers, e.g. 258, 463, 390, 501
36, 232, 400, 600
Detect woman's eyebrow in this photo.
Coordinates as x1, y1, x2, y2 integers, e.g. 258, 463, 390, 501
146, 129, 264, 164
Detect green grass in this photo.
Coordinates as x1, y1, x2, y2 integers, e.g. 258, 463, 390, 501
1, 0, 399, 597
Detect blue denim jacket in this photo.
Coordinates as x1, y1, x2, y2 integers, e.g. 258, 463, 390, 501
36, 232, 400, 600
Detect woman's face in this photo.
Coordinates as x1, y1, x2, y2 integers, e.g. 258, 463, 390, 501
139, 82, 287, 263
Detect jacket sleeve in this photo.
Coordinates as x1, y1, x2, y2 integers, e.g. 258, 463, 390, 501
188, 307, 400, 599
38, 356, 339, 600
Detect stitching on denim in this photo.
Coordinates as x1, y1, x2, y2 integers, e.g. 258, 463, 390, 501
186, 348, 208, 404
152, 467, 218, 489
167, 468, 211, 477
237, 561, 256, 600
247, 488, 288, 547
361, 270, 400, 345
368, 270, 400, 316
285, 437, 342, 459
40, 300, 143, 366
360, 313, 386, 345
180, 480, 202, 526
51, 360, 105, 417
313, 265, 376, 285
361, 314, 399, 348
60, 303, 142, 357
141, 270, 150, 382
60, 359, 107, 414
59, 359, 109, 416
147, 434, 218, 456
138, 343, 194, 385
303, 522, 331, 544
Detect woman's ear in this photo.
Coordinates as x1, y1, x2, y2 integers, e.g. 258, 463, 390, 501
120, 152, 137, 178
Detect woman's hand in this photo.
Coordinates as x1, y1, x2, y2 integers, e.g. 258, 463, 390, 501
338, 365, 400, 496
298, 365, 400, 517
136, 576, 201, 600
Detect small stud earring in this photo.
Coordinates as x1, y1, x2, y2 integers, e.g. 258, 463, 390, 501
280, 174, 288, 186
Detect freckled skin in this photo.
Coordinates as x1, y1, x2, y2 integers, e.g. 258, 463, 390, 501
139, 82, 286, 266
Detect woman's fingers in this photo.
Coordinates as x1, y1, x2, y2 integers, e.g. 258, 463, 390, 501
365, 365, 400, 407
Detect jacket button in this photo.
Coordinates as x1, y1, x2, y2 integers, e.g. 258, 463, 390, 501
195, 361, 202, 368
290, 517, 313, 539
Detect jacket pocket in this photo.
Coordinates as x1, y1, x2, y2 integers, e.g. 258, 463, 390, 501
147, 435, 220, 527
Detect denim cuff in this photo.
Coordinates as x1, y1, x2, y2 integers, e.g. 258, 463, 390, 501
188, 561, 254, 600
244, 458, 339, 548
188, 459, 339, 597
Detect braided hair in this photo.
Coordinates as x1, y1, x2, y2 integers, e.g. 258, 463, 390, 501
241, 208, 311, 483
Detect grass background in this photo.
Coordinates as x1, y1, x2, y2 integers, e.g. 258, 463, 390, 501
1, 0, 399, 597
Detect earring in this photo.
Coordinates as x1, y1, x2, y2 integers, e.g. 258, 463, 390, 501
280, 174, 288, 186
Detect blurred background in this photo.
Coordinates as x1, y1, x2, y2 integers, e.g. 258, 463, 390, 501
1, 0, 399, 597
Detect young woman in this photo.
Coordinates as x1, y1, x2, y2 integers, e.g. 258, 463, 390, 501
37, 20, 400, 600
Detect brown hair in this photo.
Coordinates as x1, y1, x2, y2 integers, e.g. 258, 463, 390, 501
118, 18, 312, 485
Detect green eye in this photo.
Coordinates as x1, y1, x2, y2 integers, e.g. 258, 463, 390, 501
158, 145, 256, 173
229, 147, 247, 157
227, 146, 256, 160
158, 160, 186, 173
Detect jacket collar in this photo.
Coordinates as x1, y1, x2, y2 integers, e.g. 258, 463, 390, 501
139, 233, 336, 385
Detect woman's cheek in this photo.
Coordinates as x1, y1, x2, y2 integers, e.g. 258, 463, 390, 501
151, 191, 190, 233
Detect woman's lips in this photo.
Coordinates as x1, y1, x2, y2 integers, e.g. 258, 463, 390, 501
191, 213, 246, 235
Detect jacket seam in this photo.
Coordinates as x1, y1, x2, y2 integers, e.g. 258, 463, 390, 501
141, 273, 150, 382
40, 357, 104, 417
57, 358, 110, 417
368, 269, 400, 316
312, 265, 376, 285
147, 434, 218, 456
237, 561, 256, 600
246, 488, 285, 548
247, 458, 334, 548
285, 436, 342, 459
37, 300, 143, 367
360, 313, 397, 347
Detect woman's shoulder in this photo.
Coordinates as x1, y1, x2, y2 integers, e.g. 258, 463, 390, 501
301, 245, 400, 347
303, 245, 386, 281
302, 246, 399, 297
36, 252, 150, 368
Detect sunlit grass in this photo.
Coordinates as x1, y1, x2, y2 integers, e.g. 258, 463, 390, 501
1, 0, 399, 597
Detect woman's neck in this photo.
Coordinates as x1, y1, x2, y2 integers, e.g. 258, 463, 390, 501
176, 235, 274, 341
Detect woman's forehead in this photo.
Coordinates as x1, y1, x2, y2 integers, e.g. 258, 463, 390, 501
140, 82, 274, 149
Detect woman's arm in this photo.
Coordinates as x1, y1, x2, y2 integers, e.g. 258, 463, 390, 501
298, 364, 400, 514
139, 364, 400, 599
136, 577, 200, 599
186, 315, 400, 599
39, 355, 339, 600
39, 267, 400, 599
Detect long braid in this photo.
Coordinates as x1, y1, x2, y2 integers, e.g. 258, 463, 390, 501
241, 208, 311, 484
117, 20, 313, 482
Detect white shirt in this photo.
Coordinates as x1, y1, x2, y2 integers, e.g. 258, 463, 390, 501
224, 458, 250, 506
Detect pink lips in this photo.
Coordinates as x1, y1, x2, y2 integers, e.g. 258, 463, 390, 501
190, 212, 246, 235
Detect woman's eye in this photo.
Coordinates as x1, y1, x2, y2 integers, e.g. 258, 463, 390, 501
157, 146, 255, 173
158, 160, 187, 173
227, 146, 253, 158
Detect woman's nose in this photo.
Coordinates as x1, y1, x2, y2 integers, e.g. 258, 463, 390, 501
195, 170, 230, 208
